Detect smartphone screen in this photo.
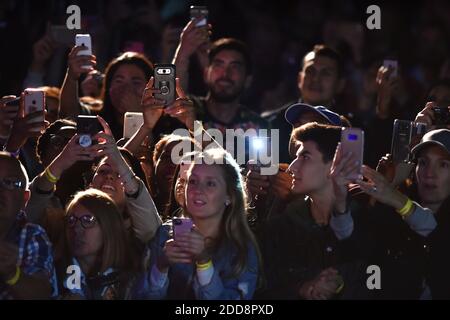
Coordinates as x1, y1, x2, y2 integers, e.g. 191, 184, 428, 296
340, 127, 364, 180
154, 64, 176, 106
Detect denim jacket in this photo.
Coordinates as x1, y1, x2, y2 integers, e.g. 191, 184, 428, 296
144, 222, 259, 300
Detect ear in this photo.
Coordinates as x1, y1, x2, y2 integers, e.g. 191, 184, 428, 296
336, 78, 346, 94
244, 75, 253, 90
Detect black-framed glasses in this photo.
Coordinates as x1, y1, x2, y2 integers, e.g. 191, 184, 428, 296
0, 178, 25, 191
66, 214, 98, 229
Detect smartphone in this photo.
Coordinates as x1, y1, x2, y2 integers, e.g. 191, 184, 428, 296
23, 88, 45, 126
249, 136, 271, 167
123, 112, 144, 139
383, 59, 398, 78
49, 25, 77, 47
340, 127, 364, 180
75, 34, 92, 69
190, 5, 208, 27
77, 115, 101, 147
154, 64, 176, 106
173, 217, 194, 240
433, 107, 450, 126
391, 119, 413, 164
4, 97, 20, 107
410, 121, 427, 150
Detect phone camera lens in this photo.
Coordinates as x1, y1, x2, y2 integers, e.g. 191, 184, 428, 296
32, 100, 36, 104
161, 86, 169, 95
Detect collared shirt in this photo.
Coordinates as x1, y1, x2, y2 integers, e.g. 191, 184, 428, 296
0, 212, 57, 300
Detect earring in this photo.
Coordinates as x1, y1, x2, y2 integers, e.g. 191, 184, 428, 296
225, 200, 231, 206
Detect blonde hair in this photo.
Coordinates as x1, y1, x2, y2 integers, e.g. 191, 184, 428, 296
185, 148, 261, 278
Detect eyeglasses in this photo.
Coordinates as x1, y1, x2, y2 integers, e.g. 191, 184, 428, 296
66, 214, 98, 229
0, 178, 25, 191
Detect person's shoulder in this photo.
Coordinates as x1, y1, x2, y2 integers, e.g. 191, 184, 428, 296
21, 222, 51, 240
238, 105, 268, 126
260, 100, 297, 121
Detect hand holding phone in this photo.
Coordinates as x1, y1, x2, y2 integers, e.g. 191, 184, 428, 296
154, 64, 176, 106
173, 217, 194, 240
23, 89, 45, 129
77, 115, 101, 147
340, 128, 364, 180
75, 34, 93, 69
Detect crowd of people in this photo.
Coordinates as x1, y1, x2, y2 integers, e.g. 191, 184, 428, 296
0, 1, 449, 300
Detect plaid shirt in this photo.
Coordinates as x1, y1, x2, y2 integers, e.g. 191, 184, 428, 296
0, 213, 57, 300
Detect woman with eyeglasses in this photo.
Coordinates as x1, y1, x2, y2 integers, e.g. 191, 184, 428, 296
59, 188, 147, 299
146, 148, 261, 300
26, 116, 162, 273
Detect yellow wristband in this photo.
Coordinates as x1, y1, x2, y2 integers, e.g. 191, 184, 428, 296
6, 266, 21, 286
44, 168, 58, 184
196, 260, 213, 271
397, 198, 414, 217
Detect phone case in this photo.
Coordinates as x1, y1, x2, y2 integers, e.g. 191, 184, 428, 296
341, 127, 364, 180
77, 115, 101, 147
190, 6, 208, 27
24, 89, 45, 116
173, 217, 194, 239
391, 119, 413, 164
75, 34, 92, 56
154, 64, 176, 106
123, 112, 144, 139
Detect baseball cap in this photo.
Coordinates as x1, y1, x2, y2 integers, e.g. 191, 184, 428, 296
285, 103, 342, 127
411, 129, 450, 157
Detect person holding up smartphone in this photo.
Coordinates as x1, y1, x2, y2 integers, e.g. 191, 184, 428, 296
355, 129, 450, 299
146, 149, 261, 300
123, 76, 196, 157
58, 42, 97, 120
3, 90, 48, 157
258, 122, 371, 300
172, 10, 211, 93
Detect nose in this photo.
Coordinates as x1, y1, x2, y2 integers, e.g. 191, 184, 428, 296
105, 171, 116, 182
424, 163, 438, 179
287, 158, 298, 175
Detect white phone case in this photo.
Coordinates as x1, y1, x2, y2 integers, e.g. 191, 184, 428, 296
75, 34, 92, 56
123, 112, 144, 139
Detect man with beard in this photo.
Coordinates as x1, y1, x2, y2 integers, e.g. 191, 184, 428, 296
173, 28, 267, 133
261, 45, 347, 163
